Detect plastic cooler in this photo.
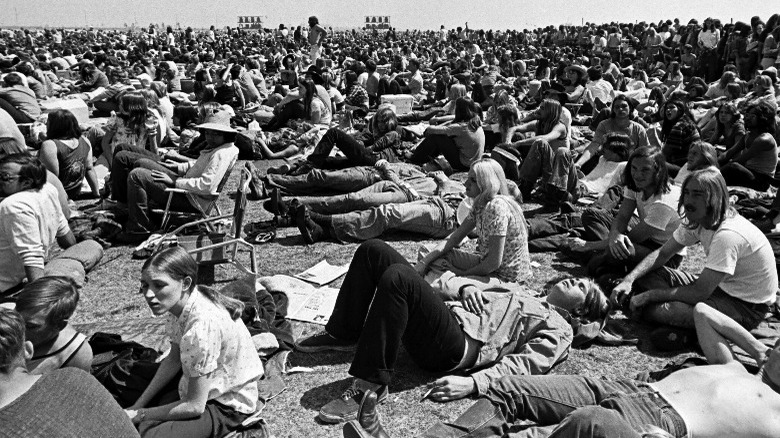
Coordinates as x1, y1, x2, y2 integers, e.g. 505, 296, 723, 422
40, 99, 90, 124
380, 94, 414, 115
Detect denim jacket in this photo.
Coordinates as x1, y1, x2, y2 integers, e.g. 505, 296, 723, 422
448, 287, 573, 395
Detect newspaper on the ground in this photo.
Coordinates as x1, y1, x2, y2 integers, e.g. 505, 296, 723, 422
293, 259, 349, 286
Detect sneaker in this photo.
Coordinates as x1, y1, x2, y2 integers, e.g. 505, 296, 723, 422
318, 382, 388, 424
295, 332, 356, 353
650, 327, 696, 352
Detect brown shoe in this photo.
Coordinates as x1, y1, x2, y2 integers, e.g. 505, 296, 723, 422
357, 390, 390, 438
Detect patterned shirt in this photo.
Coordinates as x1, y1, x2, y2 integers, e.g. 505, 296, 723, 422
345, 84, 369, 109
470, 196, 531, 283
166, 287, 263, 414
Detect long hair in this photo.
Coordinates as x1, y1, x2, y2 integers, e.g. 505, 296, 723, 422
623, 146, 671, 197
535, 99, 562, 136
371, 106, 397, 136
46, 109, 82, 140
470, 158, 525, 223
660, 100, 698, 142
298, 78, 317, 117
744, 101, 777, 134
497, 105, 520, 133
679, 168, 734, 230
16, 277, 79, 334
714, 102, 741, 134
143, 246, 244, 320
687, 141, 719, 170
453, 97, 482, 132
118, 92, 149, 136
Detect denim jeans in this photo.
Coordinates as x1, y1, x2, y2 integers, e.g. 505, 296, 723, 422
302, 180, 410, 214
634, 267, 770, 329
331, 196, 456, 242
43, 240, 104, 289
326, 240, 466, 385
517, 140, 576, 194
265, 164, 426, 196
421, 375, 687, 438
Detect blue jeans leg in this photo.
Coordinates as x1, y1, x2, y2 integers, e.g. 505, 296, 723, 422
331, 198, 455, 242
301, 181, 408, 214
266, 167, 380, 195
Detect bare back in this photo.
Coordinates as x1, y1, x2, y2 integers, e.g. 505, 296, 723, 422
651, 363, 780, 438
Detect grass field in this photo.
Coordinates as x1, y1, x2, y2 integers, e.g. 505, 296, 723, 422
71, 158, 704, 438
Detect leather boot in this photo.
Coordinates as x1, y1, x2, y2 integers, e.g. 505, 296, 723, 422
342, 390, 390, 438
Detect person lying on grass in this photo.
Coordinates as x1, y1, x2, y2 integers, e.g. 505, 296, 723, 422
350, 302, 780, 438
295, 239, 610, 424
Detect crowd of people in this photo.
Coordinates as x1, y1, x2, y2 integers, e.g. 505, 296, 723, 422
1, 10, 780, 438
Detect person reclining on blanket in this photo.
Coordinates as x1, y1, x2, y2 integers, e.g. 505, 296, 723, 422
611, 167, 777, 350
0, 153, 103, 302
343, 301, 780, 438
297, 239, 610, 424
0, 308, 140, 438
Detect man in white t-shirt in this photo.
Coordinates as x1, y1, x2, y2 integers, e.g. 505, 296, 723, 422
0, 154, 103, 300
613, 168, 776, 332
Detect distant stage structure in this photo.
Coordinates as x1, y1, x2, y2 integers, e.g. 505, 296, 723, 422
365, 16, 390, 30
237, 16, 264, 30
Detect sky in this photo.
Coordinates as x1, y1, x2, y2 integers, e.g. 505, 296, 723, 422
0, 0, 776, 31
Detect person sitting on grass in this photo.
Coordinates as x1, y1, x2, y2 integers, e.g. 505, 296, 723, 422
414, 157, 531, 294
15, 276, 93, 374
124, 246, 263, 438
0, 153, 103, 301
38, 109, 100, 199
569, 146, 683, 284
296, 239, 609, 424
352, 301, 780, 438
612, 168, 777, 350
0, 308, 140, 438
407, 97, 485, 173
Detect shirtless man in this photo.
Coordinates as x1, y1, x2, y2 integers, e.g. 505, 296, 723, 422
308, 16, 327, 63
345, 302, 780, 438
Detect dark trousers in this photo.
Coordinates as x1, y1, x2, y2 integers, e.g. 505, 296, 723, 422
409, 134, 468, 171
326, 240, 466, 385
126, 162, 196, 233
263, 100, 305, 131
720, 162, 772, 191
112, 145, 160, 203
142, 399, 248, 438
307, 127, 378, 168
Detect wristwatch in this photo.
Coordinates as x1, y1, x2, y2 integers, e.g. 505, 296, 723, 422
137, 409, 147, 422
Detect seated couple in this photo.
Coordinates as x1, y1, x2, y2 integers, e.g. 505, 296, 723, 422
343, 302, 780, 438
